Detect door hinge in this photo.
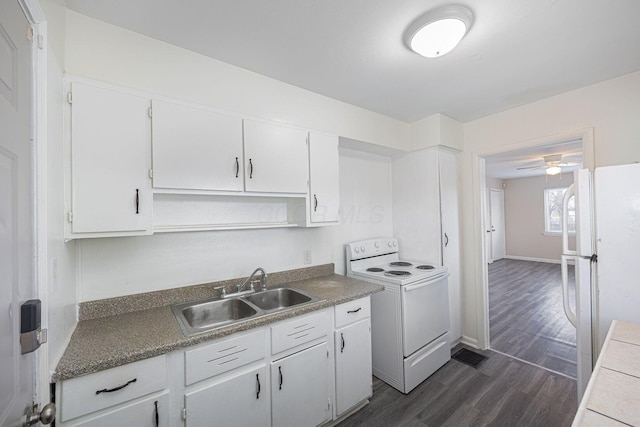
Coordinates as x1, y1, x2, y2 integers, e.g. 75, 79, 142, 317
27, 26, 34, 42
148, 169, 153, 179
182, 407, 187, 420
327, 399, 331, 411
67, 92, 72, 105
67, 212, 73, 223
148, 106, 153, 118
326, 350, 330, 358
38, 35, 44, 50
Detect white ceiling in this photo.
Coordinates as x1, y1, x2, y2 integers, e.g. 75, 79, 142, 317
484, 139, 583, 180
64, 0, 640, 123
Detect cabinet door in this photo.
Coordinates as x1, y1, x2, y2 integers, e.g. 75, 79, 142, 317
185, 365, 268, 427
243, 119, 309, 194
437, 147, 461, 343
70, 82, 151, 235
309, 132, 340, 223
65, 392, 168, 427
335, 319, 372, 416
151, 100, 243, 192
271, 343, 331, 427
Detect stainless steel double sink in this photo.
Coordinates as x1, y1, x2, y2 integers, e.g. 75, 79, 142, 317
171, 287, 322, 336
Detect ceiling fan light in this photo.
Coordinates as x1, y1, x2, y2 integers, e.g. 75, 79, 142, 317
405, 5, 474, 58
546, 166, 562, 176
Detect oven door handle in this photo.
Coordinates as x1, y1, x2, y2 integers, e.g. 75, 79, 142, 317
402, 273, 449, 292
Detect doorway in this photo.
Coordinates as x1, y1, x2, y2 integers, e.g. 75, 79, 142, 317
482, 138, 585, 379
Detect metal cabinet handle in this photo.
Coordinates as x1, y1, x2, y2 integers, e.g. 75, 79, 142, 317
444, 233, 449, 247
341, 333, 345, 353
235, 157, 239, 178
96, 378, 137, 395
249, 159, 253, 179
278, 366, 283, 390
314, 194, 318, 212
135, 189, 140, 214
256, 373, 261, 399
154, 400, 159, 427
347, 307, 361, 314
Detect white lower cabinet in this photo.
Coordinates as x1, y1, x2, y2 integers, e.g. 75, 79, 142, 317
57, 306, 374, 426
334, 297, 373, 417
271, 343, 332, 427
335, 319, 372, 416
185, 365, 268, 427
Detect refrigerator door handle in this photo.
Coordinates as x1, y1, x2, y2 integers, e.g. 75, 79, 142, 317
562, 183, 577, 257
561, 254, 577, 327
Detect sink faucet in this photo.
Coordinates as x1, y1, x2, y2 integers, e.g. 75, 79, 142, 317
236, 267, 268, 294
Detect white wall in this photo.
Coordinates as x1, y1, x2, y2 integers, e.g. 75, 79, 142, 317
64, 11, 408, 151
79, 148, 393, 300
460, 70, 640, 346
503, 173, 575, 262
41, 0, 77, 372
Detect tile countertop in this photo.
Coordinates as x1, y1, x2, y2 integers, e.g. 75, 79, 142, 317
52, 266, 383, 383
573, 320, 640, 426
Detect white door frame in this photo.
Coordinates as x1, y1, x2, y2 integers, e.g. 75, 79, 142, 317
473, 128, 595, 350
19, 0, 50, 406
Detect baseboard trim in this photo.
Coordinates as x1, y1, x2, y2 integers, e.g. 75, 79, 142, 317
504, 255, 561, 264
460, 335, 479, 348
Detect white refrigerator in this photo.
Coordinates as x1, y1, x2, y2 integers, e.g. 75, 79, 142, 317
562, 163, 640, 399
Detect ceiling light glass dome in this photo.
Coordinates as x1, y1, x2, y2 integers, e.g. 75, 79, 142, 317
405, 5, 474, 58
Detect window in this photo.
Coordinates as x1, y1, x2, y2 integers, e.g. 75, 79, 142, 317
544, 187, 575, 234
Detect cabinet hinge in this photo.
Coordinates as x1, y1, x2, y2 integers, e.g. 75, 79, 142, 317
148, 106, 152, 118
67, 92, 72, 105
67, 212, 73, 223
148, 169, 153, 179
182, 407, 187, 420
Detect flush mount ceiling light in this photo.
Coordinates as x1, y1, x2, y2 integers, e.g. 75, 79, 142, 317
405, 5, 474, 58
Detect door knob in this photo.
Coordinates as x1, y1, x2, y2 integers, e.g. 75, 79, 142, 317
24, 402, 56, 426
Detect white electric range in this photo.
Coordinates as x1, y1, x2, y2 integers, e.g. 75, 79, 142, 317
346, 238, 451, 394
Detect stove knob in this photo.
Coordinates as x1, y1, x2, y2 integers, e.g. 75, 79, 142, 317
374, 241, 380, 248
354, 247, 360, 253
393, 241, 397, 247
387, 241, 393, 248
360, 245, 366, 252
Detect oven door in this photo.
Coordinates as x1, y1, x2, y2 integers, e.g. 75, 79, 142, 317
401, 273, 450, 356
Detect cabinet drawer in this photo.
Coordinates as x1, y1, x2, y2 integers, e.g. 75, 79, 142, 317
185, 329, 265, 385
335, 297, 371, 328
66, 391, 168, 427
271, 310, 328, 355
60, 355, 166, 422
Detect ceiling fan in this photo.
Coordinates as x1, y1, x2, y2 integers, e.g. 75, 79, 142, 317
517, 154, 579, 175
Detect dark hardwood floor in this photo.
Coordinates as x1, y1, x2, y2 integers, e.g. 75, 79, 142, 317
338, 346, 577, 427
489, 259, 577, 379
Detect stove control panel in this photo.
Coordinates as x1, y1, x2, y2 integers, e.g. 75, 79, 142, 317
346, 238, 398, 260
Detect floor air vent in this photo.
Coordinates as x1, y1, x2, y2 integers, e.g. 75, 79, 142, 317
452, 348, 488, 368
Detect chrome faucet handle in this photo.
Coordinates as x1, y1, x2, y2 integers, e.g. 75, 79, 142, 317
214, 286, 227, 297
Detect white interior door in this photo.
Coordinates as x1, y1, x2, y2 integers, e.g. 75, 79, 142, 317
489, 189, 506, 261
0, 1, 36, 425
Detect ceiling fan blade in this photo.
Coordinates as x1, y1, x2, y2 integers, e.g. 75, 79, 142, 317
516, 165, 545, 170
556, 162, 579, 167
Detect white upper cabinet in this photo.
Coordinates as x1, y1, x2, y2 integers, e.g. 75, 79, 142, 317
68, 82, 152, 238
308, 132, 340, 224
151, 99, 243, 192
243, 119, 309, 194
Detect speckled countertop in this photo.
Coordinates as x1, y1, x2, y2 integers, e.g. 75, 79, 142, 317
52, 265, 382, 383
